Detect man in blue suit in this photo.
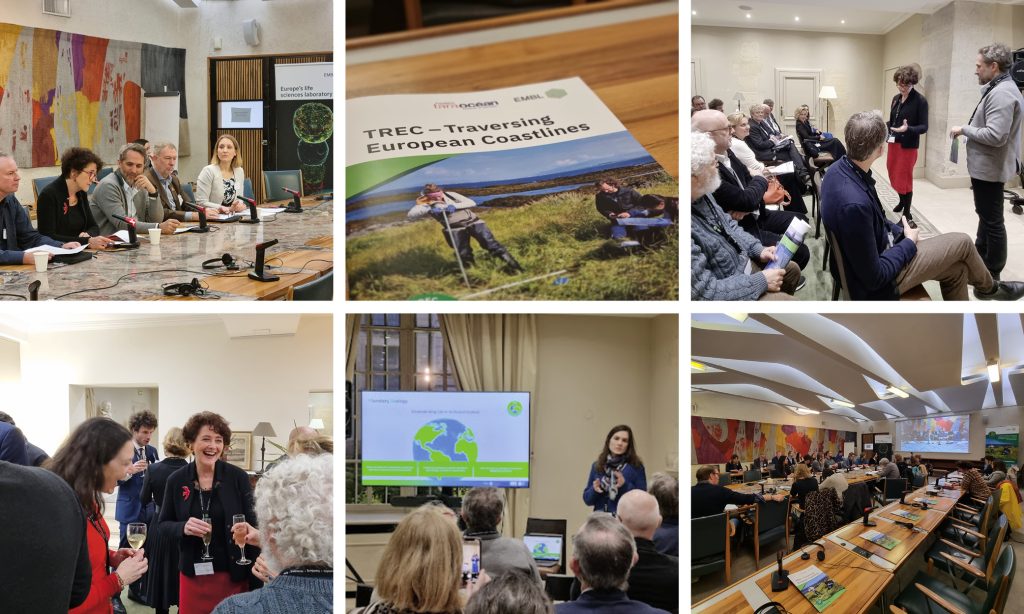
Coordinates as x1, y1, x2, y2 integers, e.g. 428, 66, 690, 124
116, 410, 159, 547
555, 513, 670, 613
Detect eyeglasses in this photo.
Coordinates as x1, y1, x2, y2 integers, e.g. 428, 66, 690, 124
708, 127, 732, 135
81, 170, 97, 179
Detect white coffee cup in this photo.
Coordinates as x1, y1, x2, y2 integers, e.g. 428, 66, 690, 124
32, 251, 48, 272
148, 227, 161, 245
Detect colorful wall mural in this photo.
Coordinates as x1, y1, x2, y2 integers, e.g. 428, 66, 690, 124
692, 415, 857, 464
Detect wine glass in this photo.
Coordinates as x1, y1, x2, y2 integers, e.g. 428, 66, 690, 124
232, 514, 251, 565
127, 523, 147, 552
201, 515, 213, 561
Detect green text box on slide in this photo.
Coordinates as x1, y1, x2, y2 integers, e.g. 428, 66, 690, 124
362, 460, 528, 479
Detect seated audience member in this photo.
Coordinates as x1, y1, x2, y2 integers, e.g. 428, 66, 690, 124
725, 455, 743, 472
854, 453, 865, 467
196, 135, 248, 214
769, 452, 788, 477
132, 138, 153, 167
691, 465, 785, 530
820, 111, 1024, 301
92, 143, 181, 236
0, 153, 79, 265
727, 112, 807, 211
145, 142, 217, 223
789, 464, 819, 510
1, 459, 92, 613
461, 487, 541, 582
616, 491, 678, 613
982, 455, 995, 476
690, 131, 801, 301
708, 98, 724, 112
794, 105, 846, 160
0, 419, 29, 465
691, 95, 707, 115
745, 104, 810, 184
763, 99, 784, 134
878, 457, 900, 480
36, 148, 115, 249
753, 454, 771, 472
957, 460, 993, 500
554, 513, 669, 614
819, 467, 849, 502
211, 454, 332, 614
465, 568, 553, 614
910, 454, 929, 480
894, 454, 909, 478
808, 455, 822, 473
353, 505, 464, 614
648, 472, 678, 556
985, 460, 1008, 486
694, 110, 811, 272
0, 412, 47, 466
594, 177, 660, 247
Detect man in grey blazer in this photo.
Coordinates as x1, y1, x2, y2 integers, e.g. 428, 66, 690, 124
951, 43, 1024, 289
91, 143, 180, 236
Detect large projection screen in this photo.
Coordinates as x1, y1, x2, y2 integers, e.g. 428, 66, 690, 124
897, 415, 970, 453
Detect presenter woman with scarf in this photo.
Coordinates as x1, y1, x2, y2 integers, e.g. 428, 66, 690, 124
582, 425, 646, 514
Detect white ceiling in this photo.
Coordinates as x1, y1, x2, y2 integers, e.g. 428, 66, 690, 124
691, 313, 1024, 423
691, 0, 1024, 35
0, 314, 309, 337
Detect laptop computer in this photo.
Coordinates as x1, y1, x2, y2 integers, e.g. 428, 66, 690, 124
523, 533, 562, 569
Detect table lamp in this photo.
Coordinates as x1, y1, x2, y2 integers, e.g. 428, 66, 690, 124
309, 418, 325, 431
252, 422, 277, 473
818, 86, 837, 133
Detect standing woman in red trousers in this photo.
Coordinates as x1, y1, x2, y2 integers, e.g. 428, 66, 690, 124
887, 65, 929, 221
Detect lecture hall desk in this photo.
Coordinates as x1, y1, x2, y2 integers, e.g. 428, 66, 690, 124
0, 197, 332, 300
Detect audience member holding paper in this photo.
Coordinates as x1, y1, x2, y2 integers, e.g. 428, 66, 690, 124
0, 153, 80, 264
691, 132, 801, 300
36, 148, 115, 251
745, 103, 811, 185
820, 111, 1024, 300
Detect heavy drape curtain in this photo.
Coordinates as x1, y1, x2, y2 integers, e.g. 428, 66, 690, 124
440, 314, 538, 537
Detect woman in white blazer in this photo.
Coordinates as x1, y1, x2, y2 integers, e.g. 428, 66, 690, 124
195, 134, 247, 213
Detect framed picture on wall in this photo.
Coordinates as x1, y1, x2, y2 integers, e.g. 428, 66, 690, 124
226, 431, 253, 471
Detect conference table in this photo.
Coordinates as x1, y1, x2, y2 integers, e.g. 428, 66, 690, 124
0, 197, 333, 300
694, 485, 963, 613
725, 468, 881, 495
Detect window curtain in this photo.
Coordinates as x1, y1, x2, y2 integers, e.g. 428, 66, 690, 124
346, 314, 360, 380
84, 387, 97, 419
439, 314, 537, 537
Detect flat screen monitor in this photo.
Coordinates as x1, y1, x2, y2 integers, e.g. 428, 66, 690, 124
360, 390, 530, 488
217, 101, 263, 129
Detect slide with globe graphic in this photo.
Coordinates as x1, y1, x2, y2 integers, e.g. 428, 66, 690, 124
361, 391, 531, 487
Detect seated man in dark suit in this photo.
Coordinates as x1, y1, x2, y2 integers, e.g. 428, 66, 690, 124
617, 491, 678, 613
820, 111, 1024, 301
746, 103, 811, 184
554, 513, 670, 613
693, 110, 810, 273
692, 465, 785, 534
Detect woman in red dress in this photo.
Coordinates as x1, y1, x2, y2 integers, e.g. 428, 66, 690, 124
49, 418, 150, 614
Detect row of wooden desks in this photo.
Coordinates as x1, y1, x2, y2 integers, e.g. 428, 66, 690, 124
694, 486, 962, 613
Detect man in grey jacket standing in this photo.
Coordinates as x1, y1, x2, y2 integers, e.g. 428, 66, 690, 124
951, 43, 1024, 292
91, 143, 180, 236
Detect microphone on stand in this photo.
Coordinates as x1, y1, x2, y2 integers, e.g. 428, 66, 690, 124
182, 202, 209, 232
28, 280, 40, 301
248, 239, 280, 282
238, 196, 260, 224
110, 214, 140, 248
281, 187, 303, 213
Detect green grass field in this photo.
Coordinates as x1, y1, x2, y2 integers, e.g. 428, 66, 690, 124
346, 181, 678, 300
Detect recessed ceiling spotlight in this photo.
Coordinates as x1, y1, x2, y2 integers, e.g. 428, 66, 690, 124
795, 16, 800, 22
692, 10, 697, 15
746, 13, 751, 18
841, 19, 846, 24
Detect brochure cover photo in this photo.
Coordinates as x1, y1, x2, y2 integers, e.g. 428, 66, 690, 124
346, 78, 678, 300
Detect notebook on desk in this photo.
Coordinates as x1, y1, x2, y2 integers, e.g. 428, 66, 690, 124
523, 533, 562, 569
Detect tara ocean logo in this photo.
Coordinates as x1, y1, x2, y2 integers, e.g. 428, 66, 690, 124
507, 401, 523, 416
433, 100, 500, 110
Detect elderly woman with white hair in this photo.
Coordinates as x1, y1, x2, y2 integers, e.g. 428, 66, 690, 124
690, 131, 800, 300
211, 454, 332, 614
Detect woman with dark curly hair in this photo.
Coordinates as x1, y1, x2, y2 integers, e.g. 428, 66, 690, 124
159, 412, 259, 614
48, 417, 149, 614
36, 148, 115, 249
887, 65, 929, 221
582, 424, 646, 514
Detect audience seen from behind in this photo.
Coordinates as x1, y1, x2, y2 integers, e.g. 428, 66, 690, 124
648, 472, 678, 557
212, 454, 332, 614
819, 466, 849, 503
48, 417, 149, 614
615, 490, 678, 613
708, 98, 724, 112
820, 111, 1024, 301
464, 568, 553, 614
554, 513, 669, 613
691, 131, 801, 300
461, 486, 541, 582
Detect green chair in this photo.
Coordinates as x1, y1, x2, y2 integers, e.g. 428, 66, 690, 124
243, 177, 255, 200
927, 514, 1007, 594
754, 496, 789, 569
263, 169, 303, 200
943, 495, 997, 551
290, 270, 333, 301
32, 176, 60, 203
691, 512, 731, 584
891, 542, 1014, 614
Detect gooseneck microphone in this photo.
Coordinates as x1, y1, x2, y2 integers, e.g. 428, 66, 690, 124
248, 238, 280, 282
182, 202, 209, 232
28, 280, 40, 301
110, 214, 140, 248
238, 196, 260, 224
863, 507, 876, 527
770, 549, 789, 591
282, 187, 303, 213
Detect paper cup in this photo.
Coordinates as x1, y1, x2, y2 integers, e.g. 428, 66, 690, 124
148, 227, 161, 245
32, 251, 48, 272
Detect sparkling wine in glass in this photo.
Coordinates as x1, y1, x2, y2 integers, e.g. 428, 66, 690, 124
127, 523, 147, 551
201, 515, 213, 561
232, 514, 251, 565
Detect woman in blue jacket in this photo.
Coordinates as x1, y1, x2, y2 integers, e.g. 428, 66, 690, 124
583, 424, 646, 514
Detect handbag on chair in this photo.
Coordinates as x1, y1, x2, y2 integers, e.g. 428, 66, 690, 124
762, 176, 792, 207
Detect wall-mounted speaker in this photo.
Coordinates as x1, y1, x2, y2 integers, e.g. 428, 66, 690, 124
243, 19, 261, 46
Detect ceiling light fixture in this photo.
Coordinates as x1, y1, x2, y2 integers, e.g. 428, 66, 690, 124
831, 398, 855, 408
725, 313, 748, 322
691, 360, 706, 371
692, 10, 697, 15
988, 362, 1000, 383
886, 386, 909, 399
841, 19, 846, 24
795, 16, 800, 21
746, 13, 751, 19
789, 406, 820, 415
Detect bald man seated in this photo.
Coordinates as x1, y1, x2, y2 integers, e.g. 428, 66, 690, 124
617, 490, 679, 613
